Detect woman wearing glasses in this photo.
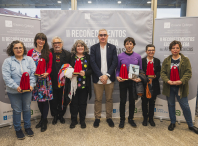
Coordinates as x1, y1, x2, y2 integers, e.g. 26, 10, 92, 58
2, 40, 36, 140
141, 44, 161, 127
27, 33, 53, 132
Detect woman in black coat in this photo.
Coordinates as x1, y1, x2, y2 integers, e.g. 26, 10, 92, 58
142, 44, 161, 126
69, 40, 92, 129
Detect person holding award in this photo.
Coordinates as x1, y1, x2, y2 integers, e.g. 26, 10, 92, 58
116, 37, 142, 129
70, 40, 92, 129
142, 44, 161, 126
161, 40, 198, 134
2, 40, 36, 139
27, 33, 53, 132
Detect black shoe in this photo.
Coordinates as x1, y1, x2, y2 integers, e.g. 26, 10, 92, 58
168, 123, 175, 131
106, 118, 114, 127
80, 121, 86, 129
52, 116, 58, 125
59, 116, 65, 124
189, 126, 198, 134
119, 120, 125, 129
149, 119, 155, 127
93, 119, 100, 128
25, 128, 34, 137
142, 119, 148, 126
128, 119, 137, 128
41, 118, 48, 132
70, 121, 78, 129
16, 129, 25, 140
35, 118, 43, 128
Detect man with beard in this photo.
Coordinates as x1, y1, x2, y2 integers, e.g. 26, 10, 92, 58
50, 36, 71, 125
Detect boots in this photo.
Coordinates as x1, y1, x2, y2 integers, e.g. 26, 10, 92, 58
35, 118, 43, 128
41, 118, 48, 132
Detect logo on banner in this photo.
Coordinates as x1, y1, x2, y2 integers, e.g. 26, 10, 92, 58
85, 13, 90, 19
164, 22, 170, 28
5, 20, 12, 27
31, 110, 33, 115
3, 115, 13, 120
154, 108, 168, 113
113, 109, 119, 113
175, 110, 181, 116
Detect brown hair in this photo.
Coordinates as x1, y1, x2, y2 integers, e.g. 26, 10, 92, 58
169, 40, 182, 51
124, 37, 136, 46
34, 33, 50, 63
6, 40, 27, 56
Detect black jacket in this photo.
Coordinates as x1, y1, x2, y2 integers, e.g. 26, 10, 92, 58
142, 57, 161, 97
70, 53, 92, 100
133, 70, 147, 100
50, 48, 71, 89
90, 43, 118, 83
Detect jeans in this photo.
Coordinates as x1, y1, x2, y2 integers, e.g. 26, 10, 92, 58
166, 86, 193, 127
7, 92, 32, 131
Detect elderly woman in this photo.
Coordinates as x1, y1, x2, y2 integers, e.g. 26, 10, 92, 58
161, 40, 198, 134
2, 40, 36, 140
69, 40, 92, 129
27, 33, 53, 132
116, 37, 142, 129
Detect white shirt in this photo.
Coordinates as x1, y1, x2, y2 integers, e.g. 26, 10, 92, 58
97, 45, 111, 84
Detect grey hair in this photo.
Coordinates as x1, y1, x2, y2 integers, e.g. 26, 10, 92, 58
71, 40, 89, 55
98, 28, 108, 35
51, 36, 64, 46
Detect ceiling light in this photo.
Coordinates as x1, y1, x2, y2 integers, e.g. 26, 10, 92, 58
147, 1, 151, 4
57, 1, 61, 3
88, 1, 92, 3
118, 1, 121, 4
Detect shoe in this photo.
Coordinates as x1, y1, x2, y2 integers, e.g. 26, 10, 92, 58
70, 121, 78, 129
168, 123, 175, 131
106, 118, 114, 127
128, 119, 137, 128
142, 119, 148, 126
41, 118, 48, 132
16, 129, 25, 140
189, 126, 198, 134
80, 121, 86, 129
93, 119, 100, 128
119, 120, 125, 129
25, 128, 34, 137
149, 119, 155, 127
59, 116, 65, 124
52, 116, 58, 125
35, 118, 43, 128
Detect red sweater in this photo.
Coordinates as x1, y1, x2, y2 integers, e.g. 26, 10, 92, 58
27, 49, 53, 80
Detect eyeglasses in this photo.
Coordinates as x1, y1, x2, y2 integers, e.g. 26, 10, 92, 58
53, 42, 62, 45
13, 47, 23, 50
147, 50, 155, 52
99, 34, 107, 37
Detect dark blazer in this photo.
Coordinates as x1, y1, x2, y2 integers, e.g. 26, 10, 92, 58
50, 48, 71, 89
90, 43, 118, 83
70, 53, 92, 100
142, 57, 161, 96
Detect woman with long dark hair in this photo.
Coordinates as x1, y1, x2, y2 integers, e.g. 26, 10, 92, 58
27, 33, 53, 132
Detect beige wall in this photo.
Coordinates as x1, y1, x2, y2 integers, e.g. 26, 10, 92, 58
186, 0, 198, 17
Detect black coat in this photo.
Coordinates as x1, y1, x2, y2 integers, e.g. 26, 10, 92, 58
142, 57, 161, 97
70, 53, 92, 100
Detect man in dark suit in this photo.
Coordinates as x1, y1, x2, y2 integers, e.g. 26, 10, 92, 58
49, 36, 71, 125
90, 29, 118, 128
142, 44, 161, 127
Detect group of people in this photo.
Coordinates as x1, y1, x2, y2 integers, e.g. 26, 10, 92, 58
2, 28, 198, 140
